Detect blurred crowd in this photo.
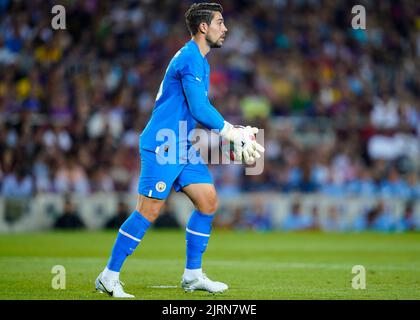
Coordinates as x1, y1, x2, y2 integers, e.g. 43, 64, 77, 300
50, 195, 419, 232
0, 0, 419, 203
213, 197, 419, 232
52, 196, 180, 230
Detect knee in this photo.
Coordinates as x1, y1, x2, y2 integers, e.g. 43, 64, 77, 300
136, 196, 164, 222
196, 192, 219, 214
142, 208, 160, 222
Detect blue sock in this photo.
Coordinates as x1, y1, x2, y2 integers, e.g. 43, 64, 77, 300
106, 210, 151, 272
185, 210, 214, 269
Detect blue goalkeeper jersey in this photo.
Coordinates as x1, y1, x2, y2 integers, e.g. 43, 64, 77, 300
140, 39, 225, 158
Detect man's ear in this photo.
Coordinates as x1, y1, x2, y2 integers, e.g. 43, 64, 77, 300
198, 22, 207, 34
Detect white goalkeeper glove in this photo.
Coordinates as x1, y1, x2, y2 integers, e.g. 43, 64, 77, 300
220, 121, 265, 164
242, 126, 265, 164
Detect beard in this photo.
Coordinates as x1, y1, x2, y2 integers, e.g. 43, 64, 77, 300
206, 35, 224, 48
210, 42, 222, 48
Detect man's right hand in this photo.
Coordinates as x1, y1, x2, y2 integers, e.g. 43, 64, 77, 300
219, 121, 265, 164
241, 126, 265, 164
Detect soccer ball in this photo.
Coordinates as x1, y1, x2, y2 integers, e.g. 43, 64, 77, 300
220, 125, 256, 163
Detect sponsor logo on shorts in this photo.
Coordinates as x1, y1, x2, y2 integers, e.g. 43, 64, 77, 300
156, 181, 166, 192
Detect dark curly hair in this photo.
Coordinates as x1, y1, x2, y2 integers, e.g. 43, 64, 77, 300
185, 2, 223, 35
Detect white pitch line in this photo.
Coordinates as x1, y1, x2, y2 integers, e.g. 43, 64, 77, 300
4, 256, 420, 272
147, 285, 179, 289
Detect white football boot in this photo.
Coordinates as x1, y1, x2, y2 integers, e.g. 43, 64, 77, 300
181, 273, 228, 294
95, 272, 134, 298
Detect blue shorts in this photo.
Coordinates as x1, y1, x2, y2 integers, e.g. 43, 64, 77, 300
138, 147, 213, 200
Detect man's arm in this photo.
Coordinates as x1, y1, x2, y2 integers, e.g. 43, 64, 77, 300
180, 62, 225, 131
179, 59, 264, 163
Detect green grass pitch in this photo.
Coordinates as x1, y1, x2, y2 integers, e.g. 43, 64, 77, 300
0, 230, 419, 300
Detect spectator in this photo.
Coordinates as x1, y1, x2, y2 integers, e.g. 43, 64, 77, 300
1, 167, 33, 198
153, 203, 180, 229
364, 200, 394, 232
380, 167, 411, 199
320, 170, 346, 197
406, 172, 420, 200
322, 205, 346, 232
214, 206, 248, 231
244, 199, 274, 231
54, 155, 91, 194
105, 201, 129, 230
395, 202, 418, 232
352, 200, 395, 232
281, 200, 312, 231
307, 206, 321, 231
54, 197, 85, 230
345, 165, 377, 196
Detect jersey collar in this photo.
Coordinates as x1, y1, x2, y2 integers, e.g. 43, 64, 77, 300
189, 39, 207, 59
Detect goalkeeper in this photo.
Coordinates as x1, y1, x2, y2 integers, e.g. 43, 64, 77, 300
95, 2, 264, 298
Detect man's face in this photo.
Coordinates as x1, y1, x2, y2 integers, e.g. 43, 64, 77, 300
205, 11, 228, 48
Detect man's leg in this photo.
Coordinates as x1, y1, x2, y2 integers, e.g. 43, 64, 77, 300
183, 183, 217, 278
104, 195, 164, 274
96, 195, 165, 297
96, 147, 182, 297
180, 183, 228, 293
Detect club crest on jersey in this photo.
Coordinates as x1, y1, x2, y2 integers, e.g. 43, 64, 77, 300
155, 181, 166, 192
